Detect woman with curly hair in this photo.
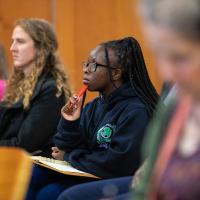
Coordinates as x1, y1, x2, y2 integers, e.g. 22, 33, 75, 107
0, 18, 71, 156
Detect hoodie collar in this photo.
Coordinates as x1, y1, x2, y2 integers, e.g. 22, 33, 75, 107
100, 82, 136, 107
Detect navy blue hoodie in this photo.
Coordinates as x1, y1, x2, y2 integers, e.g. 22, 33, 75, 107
54, 82, 151, 178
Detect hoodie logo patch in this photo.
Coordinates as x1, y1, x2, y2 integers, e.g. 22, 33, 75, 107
97, 124, 115, 149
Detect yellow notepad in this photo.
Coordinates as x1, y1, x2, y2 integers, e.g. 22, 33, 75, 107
31, 156, 99, 179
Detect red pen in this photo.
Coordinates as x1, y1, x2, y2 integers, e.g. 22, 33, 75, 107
77, 85, 88, 99
62, 85, 88, 114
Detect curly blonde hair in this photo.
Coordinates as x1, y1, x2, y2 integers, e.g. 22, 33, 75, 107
5, 18, 72, 109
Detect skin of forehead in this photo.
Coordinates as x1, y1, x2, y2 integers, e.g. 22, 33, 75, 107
90, 45, 118, 66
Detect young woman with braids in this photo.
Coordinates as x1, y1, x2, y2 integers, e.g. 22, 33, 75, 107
26, 36, 159, 200
0, 18, 71, 155
64, 0, 200, 199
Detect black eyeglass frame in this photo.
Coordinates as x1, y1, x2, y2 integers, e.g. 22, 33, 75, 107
82, 61, 116, 72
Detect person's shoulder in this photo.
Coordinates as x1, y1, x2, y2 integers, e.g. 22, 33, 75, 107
33, 72, 57, 99
82, 96, 100, 110
118, 97, 150, 119
41, 77, 56, 92
117, 83, 149, 109
125, 96, 148, 109
41, 72, 56, 89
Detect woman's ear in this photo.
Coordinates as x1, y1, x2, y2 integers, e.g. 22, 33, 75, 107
111, 68, 122, 81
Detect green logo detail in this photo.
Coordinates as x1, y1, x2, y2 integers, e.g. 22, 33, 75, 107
97, 124, 115, 146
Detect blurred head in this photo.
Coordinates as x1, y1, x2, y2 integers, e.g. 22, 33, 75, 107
83, 37, 159, 113
140, 0, 200, 101
5, 18, 71, 108
10, 25, 37, 74
10, 18, 58, 75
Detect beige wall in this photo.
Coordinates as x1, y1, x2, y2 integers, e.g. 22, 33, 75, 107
0, 0, 162, 101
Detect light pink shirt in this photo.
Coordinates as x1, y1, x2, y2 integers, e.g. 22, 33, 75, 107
0, 80, 6, 101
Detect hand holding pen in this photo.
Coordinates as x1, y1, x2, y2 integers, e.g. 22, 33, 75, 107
61, 85, 88, 121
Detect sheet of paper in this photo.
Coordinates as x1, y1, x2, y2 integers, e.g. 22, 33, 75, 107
39, 160, 85, 174
31, 156, 99, 179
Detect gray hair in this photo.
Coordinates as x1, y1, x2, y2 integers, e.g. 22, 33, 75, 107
140, 0, 200, 40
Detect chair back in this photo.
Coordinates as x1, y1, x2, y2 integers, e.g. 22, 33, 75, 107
0, 147, 32, 200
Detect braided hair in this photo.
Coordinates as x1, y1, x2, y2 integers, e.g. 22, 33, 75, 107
101, 37, 159, 114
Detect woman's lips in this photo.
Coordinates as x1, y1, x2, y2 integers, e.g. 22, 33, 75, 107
83, 79, 90, 85
12, 55, 18, 59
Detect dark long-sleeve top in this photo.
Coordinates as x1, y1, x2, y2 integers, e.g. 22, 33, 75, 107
54, 82, 151, 178
0, 71, 65, 155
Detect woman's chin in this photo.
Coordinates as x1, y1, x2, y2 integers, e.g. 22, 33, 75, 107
14, 65, 23, 71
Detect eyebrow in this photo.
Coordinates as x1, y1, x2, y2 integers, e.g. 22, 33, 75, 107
87, 57, 96, 62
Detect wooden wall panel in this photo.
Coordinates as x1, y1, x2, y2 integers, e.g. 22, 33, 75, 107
55, 0, 162, 102
0, 0, 162, 103
55, 0, 75, 91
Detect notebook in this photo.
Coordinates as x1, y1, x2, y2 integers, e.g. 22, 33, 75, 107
31, 156, 99, 179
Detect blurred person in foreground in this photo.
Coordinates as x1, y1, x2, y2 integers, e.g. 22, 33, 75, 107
133, 0, 200, 199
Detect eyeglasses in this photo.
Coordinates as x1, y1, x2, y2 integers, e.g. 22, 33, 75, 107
82, 62, 116, 72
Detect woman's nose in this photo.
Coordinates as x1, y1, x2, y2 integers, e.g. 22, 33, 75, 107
83, 66, 89, 73
10, 42, 16, 51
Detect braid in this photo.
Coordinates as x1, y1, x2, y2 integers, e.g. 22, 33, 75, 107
128, 37, 159, 112
104, 44, 118, 89
81, 91, 87, 110
101, 37, 159, 114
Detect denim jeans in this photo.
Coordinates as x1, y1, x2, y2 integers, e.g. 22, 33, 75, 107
57, 176, 133, 200
25, 165, 94, 200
